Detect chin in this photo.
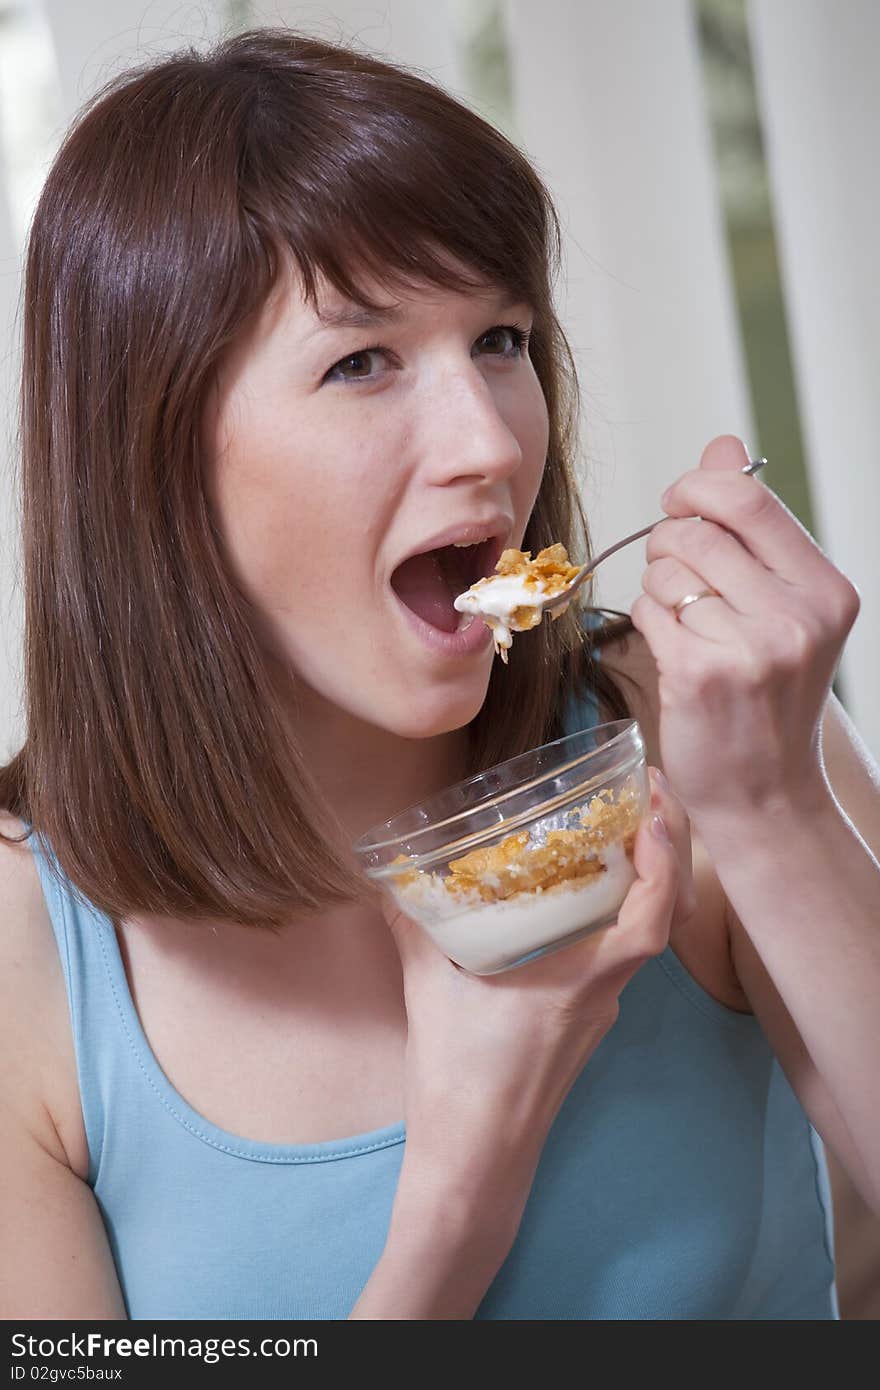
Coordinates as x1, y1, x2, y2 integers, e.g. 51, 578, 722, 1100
373, 683, 489, 741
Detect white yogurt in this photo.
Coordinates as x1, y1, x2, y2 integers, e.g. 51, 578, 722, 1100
394, 841, 635, 974
453, 573, 571, 659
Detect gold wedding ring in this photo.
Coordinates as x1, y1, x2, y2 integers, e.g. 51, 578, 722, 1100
672, 587, 720, 619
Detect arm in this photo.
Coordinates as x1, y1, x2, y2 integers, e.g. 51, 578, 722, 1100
719, 695, 880, 1211
350, 1154, 532, 1318
629, 434, 880, 1213
0, 822, 127, 1319
2, 1125, 128, 1319
350, 777, 690, 1318
1, 879, 522, 1323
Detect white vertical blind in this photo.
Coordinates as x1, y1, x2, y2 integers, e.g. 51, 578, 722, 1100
503, 0, 754, 611
42, 0, 228, 120
748, 0, 879, 757
267, 0, 462, 79
0, 108, 23, 757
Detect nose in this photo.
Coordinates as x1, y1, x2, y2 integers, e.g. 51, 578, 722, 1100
418, 362, 523, 487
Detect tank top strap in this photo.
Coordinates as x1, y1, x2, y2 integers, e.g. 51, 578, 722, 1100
26, 826, 118, 1185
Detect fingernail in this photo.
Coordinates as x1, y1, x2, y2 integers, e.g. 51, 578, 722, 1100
660, 486, 673, 509
651, 814, 670, 843
651, 768, 669, 794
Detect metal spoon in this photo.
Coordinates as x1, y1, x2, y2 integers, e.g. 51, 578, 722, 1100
541, 456, 768, 613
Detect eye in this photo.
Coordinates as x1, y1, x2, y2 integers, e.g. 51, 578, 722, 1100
321, 322, 532, 387
475, 324, 531, 358
323, 347, 391, 384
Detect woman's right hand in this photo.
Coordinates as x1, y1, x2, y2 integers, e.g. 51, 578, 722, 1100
350, 768, 693, 1317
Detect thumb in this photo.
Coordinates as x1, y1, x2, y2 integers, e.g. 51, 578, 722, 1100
633, 809, 679, 887
699, 434, 750, 473
615, 810, 678, 940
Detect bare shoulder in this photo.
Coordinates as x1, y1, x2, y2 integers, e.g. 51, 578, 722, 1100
599, 628, 752, 1013
0, 812, 88, 1177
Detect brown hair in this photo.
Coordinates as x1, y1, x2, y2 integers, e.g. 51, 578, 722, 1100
0, 28, 634, 928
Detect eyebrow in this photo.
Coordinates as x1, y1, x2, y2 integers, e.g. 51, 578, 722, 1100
314, 302, 406, 330
311, 291, 529, 333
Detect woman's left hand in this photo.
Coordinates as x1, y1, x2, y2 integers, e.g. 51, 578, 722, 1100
630, 434, 861, 824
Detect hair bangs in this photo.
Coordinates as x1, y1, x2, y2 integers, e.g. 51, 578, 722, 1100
244, 60, 554, 317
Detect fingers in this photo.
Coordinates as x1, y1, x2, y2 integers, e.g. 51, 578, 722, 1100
661, 448, 826, 590
630, 589, 697, 670
640, 549, 741, 645
645, 518, 781, 618
609, 783, 679, 964
594, 769, 693, 979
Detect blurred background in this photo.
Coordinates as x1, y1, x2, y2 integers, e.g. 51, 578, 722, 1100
0, 0, 877, 1315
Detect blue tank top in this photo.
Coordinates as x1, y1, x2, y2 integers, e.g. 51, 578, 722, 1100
28, 670, 838, 1319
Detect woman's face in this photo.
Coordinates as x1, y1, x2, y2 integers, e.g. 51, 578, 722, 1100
204, 262, 549, 740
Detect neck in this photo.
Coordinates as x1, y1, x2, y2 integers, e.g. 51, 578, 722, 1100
274, 669, 472, 845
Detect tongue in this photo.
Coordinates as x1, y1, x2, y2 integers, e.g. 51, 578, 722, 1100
391, 551, 460, 633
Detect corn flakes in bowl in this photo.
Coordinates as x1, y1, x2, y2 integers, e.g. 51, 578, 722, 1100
353, 719, 648, 974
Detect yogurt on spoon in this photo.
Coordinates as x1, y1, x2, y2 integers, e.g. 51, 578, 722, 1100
452, 543, 582, 661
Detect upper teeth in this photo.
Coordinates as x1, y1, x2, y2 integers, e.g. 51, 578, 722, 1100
452, 536, 490, 548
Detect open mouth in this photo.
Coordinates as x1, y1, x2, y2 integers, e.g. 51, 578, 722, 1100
390, 538, 500, 633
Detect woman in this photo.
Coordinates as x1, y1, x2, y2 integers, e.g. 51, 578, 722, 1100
1, 29, 878, 1320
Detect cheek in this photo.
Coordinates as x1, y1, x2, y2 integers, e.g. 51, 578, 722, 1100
214, 463, 310, 609
209, 411, 396, 663
210, 387, 352, 564
510, 372, 550, 501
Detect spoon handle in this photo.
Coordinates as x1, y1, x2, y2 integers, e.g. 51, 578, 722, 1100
545, 456, 767, 611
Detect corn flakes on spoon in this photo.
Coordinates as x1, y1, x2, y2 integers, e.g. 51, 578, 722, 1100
453, 457, 767, 661
452, 544, 580, 662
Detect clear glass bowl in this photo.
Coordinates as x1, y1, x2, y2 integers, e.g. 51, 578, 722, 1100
352, 719, 648, 975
